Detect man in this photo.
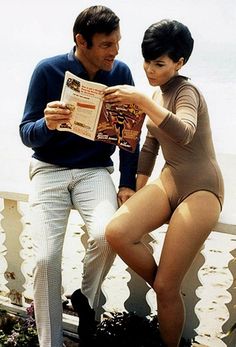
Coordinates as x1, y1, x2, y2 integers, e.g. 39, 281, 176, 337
19, 6, 139, 347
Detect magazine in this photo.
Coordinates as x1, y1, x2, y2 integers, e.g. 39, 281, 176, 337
58, 71, 145, 152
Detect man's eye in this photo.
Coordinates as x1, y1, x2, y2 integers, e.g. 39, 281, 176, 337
101, 43, 110, 48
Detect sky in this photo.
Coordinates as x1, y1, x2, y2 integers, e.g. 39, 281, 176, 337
1, 0, 235, 112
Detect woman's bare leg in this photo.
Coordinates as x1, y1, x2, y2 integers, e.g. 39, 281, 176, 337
105, 179, 171, 286
154, 191, 221, 347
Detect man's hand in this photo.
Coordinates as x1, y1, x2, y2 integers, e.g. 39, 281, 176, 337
117, 187, 136, 207
44, 101, 71, 130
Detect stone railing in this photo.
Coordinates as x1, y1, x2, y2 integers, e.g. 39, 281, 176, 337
0, 190, 235, 347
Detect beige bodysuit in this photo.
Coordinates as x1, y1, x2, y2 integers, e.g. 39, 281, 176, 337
138, 75, 224, 211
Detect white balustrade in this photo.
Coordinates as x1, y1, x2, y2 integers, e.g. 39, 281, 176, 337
0, 190, 235, 346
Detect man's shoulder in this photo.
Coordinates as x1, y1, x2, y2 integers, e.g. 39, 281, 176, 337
113, 59, 131, 72
105, 59, 133, 85
35, 52, 68, 70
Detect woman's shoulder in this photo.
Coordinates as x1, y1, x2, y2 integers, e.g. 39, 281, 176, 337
176, 75, 203, 97
176, 76, 207, 110
177, 75, 202, 92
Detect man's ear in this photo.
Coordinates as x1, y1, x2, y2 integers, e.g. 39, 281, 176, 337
75, 33, 87, 48
176, 57, 184, 71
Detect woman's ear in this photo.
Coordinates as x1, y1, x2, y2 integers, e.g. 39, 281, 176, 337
176, 57, 184, 71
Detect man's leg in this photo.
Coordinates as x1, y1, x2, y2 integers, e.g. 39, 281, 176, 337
29, 160, 72, 347
71, 167, 118, 312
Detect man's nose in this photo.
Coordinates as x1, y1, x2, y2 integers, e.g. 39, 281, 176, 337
111, 43, 119, 56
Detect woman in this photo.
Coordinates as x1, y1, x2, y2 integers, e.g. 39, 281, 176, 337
104, 19, 224, 347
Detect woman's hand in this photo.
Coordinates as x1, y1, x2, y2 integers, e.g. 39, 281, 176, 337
105, 86, 169, 127
44, 101, 71, 130
104, 85, 141, 106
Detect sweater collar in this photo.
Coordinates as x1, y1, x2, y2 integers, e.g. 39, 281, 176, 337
160, 74, 189, 93
68, 47, 89, 79
67, 46, 106, 81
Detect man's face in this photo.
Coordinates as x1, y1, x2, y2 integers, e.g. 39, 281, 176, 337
77, 28, 121, 76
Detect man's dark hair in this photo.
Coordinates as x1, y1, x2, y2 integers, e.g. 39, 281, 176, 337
73, 5, 120, 48
141, 19, 194, 64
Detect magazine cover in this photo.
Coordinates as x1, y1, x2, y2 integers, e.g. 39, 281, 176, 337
96, 102, 145, 152
59, 71, 145, 152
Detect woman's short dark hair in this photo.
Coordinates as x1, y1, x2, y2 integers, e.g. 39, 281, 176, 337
73, 6, 120, 48
141, 19, 194, 64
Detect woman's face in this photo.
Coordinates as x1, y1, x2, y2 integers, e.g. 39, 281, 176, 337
143, 55, 183, 86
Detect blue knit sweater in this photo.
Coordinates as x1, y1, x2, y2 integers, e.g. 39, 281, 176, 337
19, 48, 139, 190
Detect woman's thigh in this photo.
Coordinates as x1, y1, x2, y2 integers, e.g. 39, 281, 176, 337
107, 178, 172, 242
156, 191, 221, 288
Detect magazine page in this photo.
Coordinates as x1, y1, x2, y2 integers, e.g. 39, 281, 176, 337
58, 71, 106, 140
95, 103, 146, 152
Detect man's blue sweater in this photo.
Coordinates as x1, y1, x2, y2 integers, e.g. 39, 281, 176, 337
19, 48, 139, 190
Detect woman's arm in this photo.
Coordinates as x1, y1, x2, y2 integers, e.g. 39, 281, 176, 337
104, 84, 199, 145
136, 174, 149, 191
104, 85, 169, 126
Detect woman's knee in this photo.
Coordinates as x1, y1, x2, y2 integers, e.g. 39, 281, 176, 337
105, 220, 128, 249
153, 275, 181, 305
84, 221, 117, 254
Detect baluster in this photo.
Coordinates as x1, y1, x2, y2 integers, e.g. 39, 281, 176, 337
193, 231, 234, 347
101, 256, 130, 316
20, 216, 35, 302
1, 198, 25, 306
125, 231, 160, 316
182, 245, 205, 341
0, 201, 8, 296
222, 240, 236, 346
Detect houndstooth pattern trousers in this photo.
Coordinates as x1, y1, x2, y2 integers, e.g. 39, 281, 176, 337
29, 158, 118, 347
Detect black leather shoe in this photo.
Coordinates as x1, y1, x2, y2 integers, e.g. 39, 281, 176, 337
70, 289, 97, 345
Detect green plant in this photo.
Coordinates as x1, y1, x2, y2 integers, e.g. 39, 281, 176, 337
0, 303, 39, 346
95, 311, 191, 347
